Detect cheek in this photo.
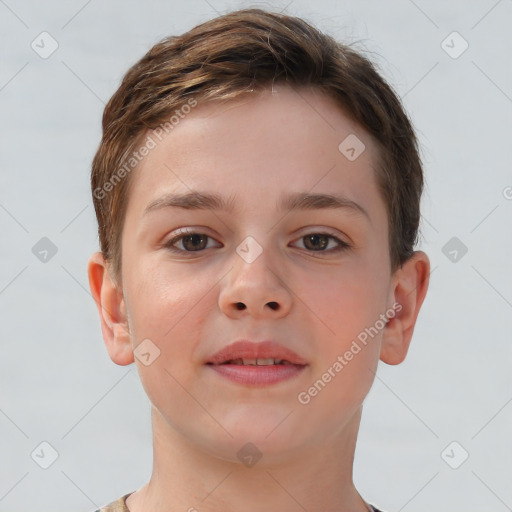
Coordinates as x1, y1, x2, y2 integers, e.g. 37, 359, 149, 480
303, 263, 386, 405
303, 263, 383, 344
125, 264, 209, 364
125, 272, 208, 409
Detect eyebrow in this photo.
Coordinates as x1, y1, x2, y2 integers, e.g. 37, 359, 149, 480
143, 191, 370, 221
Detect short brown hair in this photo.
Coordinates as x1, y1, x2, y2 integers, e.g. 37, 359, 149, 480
91, 8, 424, 284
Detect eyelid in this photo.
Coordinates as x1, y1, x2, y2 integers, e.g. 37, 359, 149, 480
293, 224, 351, 241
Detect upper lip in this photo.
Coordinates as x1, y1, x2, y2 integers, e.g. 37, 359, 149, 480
207, 340, 308, 365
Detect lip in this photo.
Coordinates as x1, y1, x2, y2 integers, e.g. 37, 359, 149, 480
208, 364, 306, 386
206, 340, 308, 366
206, 340, 308, 386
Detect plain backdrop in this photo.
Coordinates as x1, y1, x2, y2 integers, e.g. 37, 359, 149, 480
0, 1, 511, 511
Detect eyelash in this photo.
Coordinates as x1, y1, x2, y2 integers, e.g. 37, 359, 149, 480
164, 229, 351, 255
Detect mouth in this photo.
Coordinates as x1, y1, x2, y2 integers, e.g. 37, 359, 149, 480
210, 358, 297, 366
206, 340, 308, 386
206, 340, 308, 366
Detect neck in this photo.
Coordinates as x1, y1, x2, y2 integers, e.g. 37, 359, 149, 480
126, 405, 370, 512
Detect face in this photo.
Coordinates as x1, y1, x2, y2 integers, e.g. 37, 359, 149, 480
117, 85, 396, 462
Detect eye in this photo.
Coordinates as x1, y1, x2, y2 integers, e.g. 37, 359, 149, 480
164, 230, 221, 253
163, 229, 351, 254
292, 232, 351, 253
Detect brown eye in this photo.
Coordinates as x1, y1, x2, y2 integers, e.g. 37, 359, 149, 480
303, 234, 329, 251
165, 232, 219, 252
179, 234, 208, 251
294, 232, 351, 253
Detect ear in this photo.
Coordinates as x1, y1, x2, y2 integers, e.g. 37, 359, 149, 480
87, 252, 134, 366
380, 250, 430, 365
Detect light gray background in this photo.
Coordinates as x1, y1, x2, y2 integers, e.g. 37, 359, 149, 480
1, 1, 511, 511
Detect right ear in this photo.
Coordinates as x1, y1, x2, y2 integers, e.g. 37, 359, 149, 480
87, 252, 134, 366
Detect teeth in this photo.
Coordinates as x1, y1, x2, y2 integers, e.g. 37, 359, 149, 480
227, 358, 288, 365
255, 358, 277, 365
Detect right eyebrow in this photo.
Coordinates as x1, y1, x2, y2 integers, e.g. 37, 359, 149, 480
144, 191, 236, 215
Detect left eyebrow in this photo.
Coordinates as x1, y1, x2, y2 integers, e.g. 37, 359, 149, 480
143, 190, 370, 222
278, 192, 370, 222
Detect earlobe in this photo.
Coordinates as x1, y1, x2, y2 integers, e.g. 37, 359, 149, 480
87, 252, 134, 366
380, 251, 430, 365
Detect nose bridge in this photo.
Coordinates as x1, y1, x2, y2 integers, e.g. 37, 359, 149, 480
233, 233, 282, 289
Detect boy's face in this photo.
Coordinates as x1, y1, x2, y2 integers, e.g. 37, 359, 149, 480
97, 85, 420, 461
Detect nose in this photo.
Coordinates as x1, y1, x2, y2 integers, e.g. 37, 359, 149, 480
218, 243, 293, 319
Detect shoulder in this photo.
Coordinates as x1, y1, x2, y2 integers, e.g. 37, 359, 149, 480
91, 492, 134, 512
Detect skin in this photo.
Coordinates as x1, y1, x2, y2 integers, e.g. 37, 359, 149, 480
88, 85, 430, 512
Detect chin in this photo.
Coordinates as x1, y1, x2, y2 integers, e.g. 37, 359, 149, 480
213, 416, 310, 461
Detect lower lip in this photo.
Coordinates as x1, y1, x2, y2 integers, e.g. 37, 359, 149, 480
207, 363, 307, 386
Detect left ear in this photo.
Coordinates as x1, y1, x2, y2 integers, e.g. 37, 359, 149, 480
380, 250, 430, 365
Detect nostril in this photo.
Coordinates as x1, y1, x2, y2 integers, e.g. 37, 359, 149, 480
233, 301, 278, 310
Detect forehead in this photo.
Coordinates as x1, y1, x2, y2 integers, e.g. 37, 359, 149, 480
124, 85, 385, 224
